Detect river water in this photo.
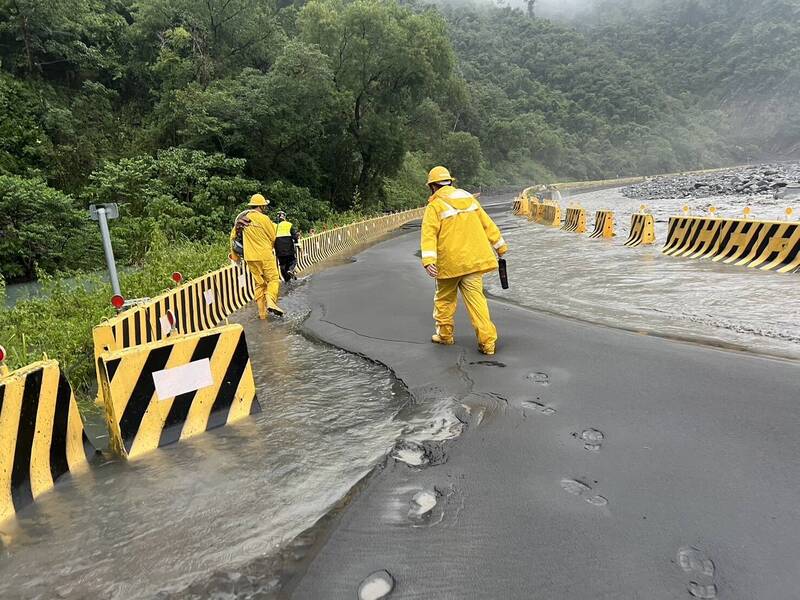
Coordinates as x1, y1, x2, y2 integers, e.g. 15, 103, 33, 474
0, 284, 463, 599
485, 187, 800, 360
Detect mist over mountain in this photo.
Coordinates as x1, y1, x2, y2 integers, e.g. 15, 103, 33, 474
502, 0, 800, 155
586, 0, 800, 156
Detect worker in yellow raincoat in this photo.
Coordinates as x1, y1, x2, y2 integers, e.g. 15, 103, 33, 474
230, 194, 284, 319
420, 166, 508, 355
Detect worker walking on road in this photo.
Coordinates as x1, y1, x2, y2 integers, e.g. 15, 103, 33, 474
274, 210, 300, 282
420, 166, 508, 355
230, 194, 285, 320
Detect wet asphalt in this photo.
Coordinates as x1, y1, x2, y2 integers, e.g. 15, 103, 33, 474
289, 205, 800, 599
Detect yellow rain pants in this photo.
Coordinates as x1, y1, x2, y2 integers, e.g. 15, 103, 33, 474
246, 259, 280, 319
433, 272, 497, 350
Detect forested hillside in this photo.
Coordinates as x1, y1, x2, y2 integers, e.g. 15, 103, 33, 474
0, 0, 796, 282
583, 0, 800, 156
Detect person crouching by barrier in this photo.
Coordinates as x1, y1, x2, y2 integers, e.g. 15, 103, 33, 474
274, 210, 300, 282
229, 194, 285, 319
420, 166, 508, 356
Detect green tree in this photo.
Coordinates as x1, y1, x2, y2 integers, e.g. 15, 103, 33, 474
0, 175, 94, 281
0, 0, 125, 79
172, 43, 345, 191
84, 148, 258, 260
436, 131, 483, 185
298, 0, 456, 207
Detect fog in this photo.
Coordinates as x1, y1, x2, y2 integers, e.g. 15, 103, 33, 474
532, 0, 598, 19
502, 0, 661, 21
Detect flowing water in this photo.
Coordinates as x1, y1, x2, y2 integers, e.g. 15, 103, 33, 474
485, 188, 800, 359
0, 284, 463, 599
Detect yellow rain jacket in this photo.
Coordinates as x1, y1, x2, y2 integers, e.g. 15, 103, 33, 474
229, 210, 278, 260
420, 186, 508, 279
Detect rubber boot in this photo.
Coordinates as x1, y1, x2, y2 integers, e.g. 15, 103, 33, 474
478, 343, 495, 356
267, 297, 285, 316
256, 298, 267, 320
432, 323, 454, 345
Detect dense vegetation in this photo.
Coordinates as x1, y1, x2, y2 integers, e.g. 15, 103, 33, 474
1, 0, 797, 284
582, 0, 800, 157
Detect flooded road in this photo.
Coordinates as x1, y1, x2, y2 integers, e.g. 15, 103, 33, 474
0, 284, 462, 599
486, 187, 800, 359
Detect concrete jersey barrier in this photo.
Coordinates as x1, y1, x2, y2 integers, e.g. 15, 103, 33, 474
92, 262, 256, 400
295, 208, 423, 272
589, 210, 615, 239
97, 324, 259, 460
562, 207, 587, 233
0, 360, 95, 523
663, 215, 800, 272
538, 202, 562, 227
624, 213, 656, 247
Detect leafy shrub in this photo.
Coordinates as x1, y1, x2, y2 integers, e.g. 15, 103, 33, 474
0, 175, 98, 281
83, 148, 258, 261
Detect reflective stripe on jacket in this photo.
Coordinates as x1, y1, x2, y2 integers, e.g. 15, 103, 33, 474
420, 186, 508, 279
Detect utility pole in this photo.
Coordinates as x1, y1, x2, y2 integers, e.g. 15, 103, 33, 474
89, 203, 121, 297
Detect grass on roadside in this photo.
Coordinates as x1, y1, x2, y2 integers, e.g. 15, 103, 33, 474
0, 231, 229, 409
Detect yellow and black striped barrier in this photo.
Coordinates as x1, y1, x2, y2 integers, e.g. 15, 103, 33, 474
1, 360, 95, 523
589, 210, 615, 239
294, 207, 424, 272
624, 212, 656, 247
92, 262, 256, 400
662, 216, 800, 273
512, 196, 530, 217
538, 202, 562, 227
515, 185, 545, 217
562, 207, 587, 233
93, 208, 424, 384
93, 262, 255, 358
97, 324, 260, 460
527, 198, 541, 222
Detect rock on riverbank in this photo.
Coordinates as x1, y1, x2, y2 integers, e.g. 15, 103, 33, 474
622, 163, 800, 200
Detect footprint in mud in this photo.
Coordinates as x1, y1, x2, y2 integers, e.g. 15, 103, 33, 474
560, 478, 608, 507
523, 399, 556, 416
677, 546, 717, 599
527, 372, 549, 385
573, 428, 605, 451
408, 490, 437, 521
469, 360, 506, 367
400, 484, 465, 529
358, 570, 395, 600
392, 440, 447, 468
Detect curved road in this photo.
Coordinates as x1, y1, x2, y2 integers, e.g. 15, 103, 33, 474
282, 205, 800, 599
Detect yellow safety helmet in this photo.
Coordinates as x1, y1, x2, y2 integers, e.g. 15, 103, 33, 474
427, 166, 453, 186
248, 193, 269, 207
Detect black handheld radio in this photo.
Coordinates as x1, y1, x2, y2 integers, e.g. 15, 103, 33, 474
498, 258, 509, 289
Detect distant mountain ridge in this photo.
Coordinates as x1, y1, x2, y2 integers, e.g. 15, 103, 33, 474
583, 0, 800, 156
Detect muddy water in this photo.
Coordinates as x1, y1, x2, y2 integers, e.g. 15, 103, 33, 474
0, 284, 462, 599
486, 188, 800, 359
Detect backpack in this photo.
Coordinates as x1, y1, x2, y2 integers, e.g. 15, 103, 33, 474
232, 211, 251, 258
232, 233, 245, 258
